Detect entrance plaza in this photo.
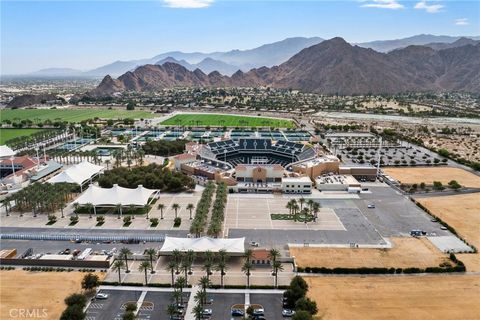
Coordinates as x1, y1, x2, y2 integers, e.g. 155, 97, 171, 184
224, 195, 345, 232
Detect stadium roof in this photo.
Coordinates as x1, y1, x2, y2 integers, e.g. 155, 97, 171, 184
0, 145, 16, 158
73, 184, 159, 207
47, 161, 103, 186
160, 236, 245, 255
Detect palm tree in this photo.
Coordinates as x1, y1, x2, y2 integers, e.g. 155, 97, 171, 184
272, 260, 284, 288
171, 203, 180, 219
105, 159, 111, 170
194, 290, 207, 308
171, 289, 182, 306
85, 202, 94, 219
299, 197, 306, 211
116, 203, 122, 219
241, 260, 253, 288
175, 276, 186, 304
166, 304, 177, 320
215, 254, 228, 288
186, 250, 196, 275
172, 249, 182, 274
198, 276, 211, 295
166, 260, 177, 286
186, 203, 194, 220
202, 250, 214, 280
119, 247, 132, 273
158, 203, 165, 220
72, 203, 79, 218
244, 249, 253, 264
312, 202, 320, 222
112, 260, 125, 284
307, 199, 315, 211
268, 248, 280, 267
145, 248, 157, 273
193, 303, 204, 320
139, 261, 151, 285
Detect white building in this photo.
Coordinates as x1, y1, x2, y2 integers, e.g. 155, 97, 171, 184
281, 176, 312, 194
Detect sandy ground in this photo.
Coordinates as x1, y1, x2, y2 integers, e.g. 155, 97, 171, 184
0, 270, 103, 320
417, 193, 480, 271
384, 167, 480, 188
290, 237, 448, 269
306, 275, 480, 320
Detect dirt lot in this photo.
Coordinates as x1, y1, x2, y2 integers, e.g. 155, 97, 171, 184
0, 270, 102, 320
290, 237, 448, 269
384, 167, 480, 188
417, 193, 480, 271
306, 275, 480, 320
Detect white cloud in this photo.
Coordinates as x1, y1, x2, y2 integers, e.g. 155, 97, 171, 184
454, 18, 469, 26
414, 1, 444, 13
361, 0, 405, 10
163, 0, 214, 9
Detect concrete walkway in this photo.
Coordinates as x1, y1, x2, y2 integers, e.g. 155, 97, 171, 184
134, 291, 147, 316
185, 285, 201, 320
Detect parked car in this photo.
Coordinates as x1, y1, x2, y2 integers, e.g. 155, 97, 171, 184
282, 309, 296, 317
95, 293, 108, 299
252, 308, 265, 316
367, 204, 375, 209
231, 309, 244, 316
202, 309, 212, 316
440, 226, 448, 230
250, 241, 260, 247
252, 316, 266, 320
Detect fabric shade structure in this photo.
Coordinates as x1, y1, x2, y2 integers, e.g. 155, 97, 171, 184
48, 161, 103, 189
160, 236, 245, 255
73, 184, 159, 207
0, 145, 15, 159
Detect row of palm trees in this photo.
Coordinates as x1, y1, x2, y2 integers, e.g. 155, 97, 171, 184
190, 182, 216, 237
157, 203, 195, 220
207, 182, 227, 237
3, 182, 76, 218
285, 198, 321, 222
111, 145, 145, 169
111, 247, 284, 288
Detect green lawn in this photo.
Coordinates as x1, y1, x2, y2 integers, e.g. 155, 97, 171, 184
0, 128, 47, 144
161, 114, 294, 128
0, 108, 154, 123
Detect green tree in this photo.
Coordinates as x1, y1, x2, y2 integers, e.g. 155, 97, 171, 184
144, 248, 157, 273
81, 273, 99, 292
119, 247, 132, 273
139, 260, 152, 285
113, 260, 125, 284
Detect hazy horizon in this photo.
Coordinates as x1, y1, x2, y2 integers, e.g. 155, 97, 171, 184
1, 0, 478, 74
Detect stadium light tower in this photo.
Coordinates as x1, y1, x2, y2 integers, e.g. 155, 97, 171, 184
376, 137, 382, 181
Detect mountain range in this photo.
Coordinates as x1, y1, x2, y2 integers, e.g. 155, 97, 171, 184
88, 37, 480, 96
25, 34, 479, 78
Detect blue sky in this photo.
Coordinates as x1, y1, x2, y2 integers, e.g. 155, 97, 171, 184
1, 0, 478, 74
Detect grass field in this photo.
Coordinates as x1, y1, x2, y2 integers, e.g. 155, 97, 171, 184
306, 274, 480, 320
0, 108, 153, 123
0, 270, 103, 320
384, 167, 480, 188
161, 113, 294, 128
290, 237, 448, 269
0, 128, 47, 144
417, 192, 480, 271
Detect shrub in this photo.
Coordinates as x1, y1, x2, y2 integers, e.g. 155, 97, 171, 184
173, 217, 181, 227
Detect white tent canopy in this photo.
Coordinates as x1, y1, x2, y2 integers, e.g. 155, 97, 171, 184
48, 161, 103, 186
0, 145, 15, 158
160, 236, 245, 255
73, 184, 159, 207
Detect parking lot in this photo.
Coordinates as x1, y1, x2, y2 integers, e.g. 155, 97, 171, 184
229, 184, 452, 248
250, 293, 284, 319
86, 290, 189, 320
209, 292, 245, 319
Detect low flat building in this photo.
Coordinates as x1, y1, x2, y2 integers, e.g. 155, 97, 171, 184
339, 166, 378, 181
282, 176, 312, 194
292, 155, 340, 179
316, 174, 361, 191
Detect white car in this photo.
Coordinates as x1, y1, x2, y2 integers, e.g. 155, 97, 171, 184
202, 309, 213, 316
249, 241, 260, 247
95, 293, 109, 299
367, 204, 375, 209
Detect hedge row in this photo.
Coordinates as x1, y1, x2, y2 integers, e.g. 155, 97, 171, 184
297, 264, 466, 274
